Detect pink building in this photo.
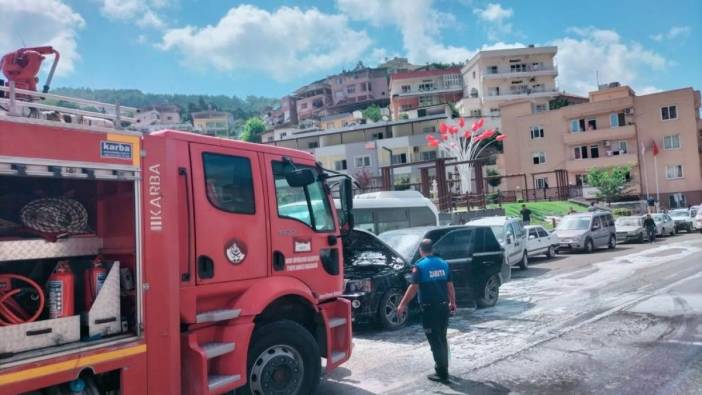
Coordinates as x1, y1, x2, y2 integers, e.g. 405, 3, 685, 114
327, 63, 390, 113
500, 84, 702, 208
389, 67, 463, 120
295, 80, 333, 121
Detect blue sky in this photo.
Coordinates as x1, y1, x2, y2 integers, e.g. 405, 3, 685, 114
2, 0, 700, 98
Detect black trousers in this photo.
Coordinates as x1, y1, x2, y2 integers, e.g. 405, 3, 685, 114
421, 303, 450, 378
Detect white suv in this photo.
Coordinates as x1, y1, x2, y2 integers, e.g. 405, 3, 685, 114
468, 216, 528, 271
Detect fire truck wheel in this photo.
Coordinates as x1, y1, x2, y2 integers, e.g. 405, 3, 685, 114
243, 320, 321, 395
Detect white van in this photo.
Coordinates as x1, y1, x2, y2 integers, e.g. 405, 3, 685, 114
339, 191, 440, 234
467, 216, 528, 270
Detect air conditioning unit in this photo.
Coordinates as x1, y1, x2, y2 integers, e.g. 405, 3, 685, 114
413, 146, 420, 153
604, 140, 611, 147
625, 108, 634, 115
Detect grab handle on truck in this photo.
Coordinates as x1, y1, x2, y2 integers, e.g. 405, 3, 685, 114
179, 167, 193, 282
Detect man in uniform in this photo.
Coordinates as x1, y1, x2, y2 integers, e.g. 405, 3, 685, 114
397, 239, 456, 383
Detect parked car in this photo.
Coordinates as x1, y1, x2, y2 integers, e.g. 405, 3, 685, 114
525, 225, 559, 257
695, 208, 702, 232
615, 216, 650, 243
652, 213, 676, 236
669, 208, 695, 233
554, 211, 616, 253
380, 225, 508, 308
342, 229, 412, 330
467, 216, 528, 270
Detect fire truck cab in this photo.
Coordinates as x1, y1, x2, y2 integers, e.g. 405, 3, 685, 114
0, 85, 353, 394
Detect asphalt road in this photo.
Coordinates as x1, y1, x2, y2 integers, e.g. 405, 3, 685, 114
319, 232, 702, 395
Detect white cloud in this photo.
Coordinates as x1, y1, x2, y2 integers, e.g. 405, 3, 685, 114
473, 3, 512, 22
338, 0, 473, 64
159, 5, 371, 81
480, 41, 526, 51
553, 27, 668, 95
99, 0, 167, 29
472, 3, 513, 41
650, 26, 691, 42
0, 0, 85, 76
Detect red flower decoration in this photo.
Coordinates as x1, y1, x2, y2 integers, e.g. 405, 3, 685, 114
496, 134, 507, 142
458, 118, 465, 128
439, 123, 448, 133
449, 126, 458, 134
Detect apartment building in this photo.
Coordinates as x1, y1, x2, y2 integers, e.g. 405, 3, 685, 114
500, 84, 702, 208
265, 115, 446, 183
320, 112, 358, 129
328, 63, 390, 114
191, 110, 235, 137
134, 104, 193, 133
295, 80, 333, 121
389, 66, 463, 120
264, 96, 298, 128
457, 46, 559, 131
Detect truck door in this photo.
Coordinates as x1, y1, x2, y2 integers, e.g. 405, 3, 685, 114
263, 155, 342, 299
190, 143, 268, 284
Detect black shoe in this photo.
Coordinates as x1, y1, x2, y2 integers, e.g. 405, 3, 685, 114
427, 374, 450, 384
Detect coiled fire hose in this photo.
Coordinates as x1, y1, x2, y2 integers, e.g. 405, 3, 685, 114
0, 274, 45, 326
20, 197, 89, 233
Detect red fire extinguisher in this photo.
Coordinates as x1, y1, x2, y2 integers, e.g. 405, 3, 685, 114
47, 261, 75, 318
84, 256, 107, 311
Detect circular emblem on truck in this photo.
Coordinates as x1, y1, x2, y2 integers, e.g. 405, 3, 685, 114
225, 240, 247, 264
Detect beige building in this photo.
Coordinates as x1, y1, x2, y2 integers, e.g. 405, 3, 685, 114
191, 110, 235, 137
500, 84, 702, 208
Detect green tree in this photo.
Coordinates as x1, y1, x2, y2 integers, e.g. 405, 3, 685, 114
486, 168, 502, 190
240, 116, 267, 143
586, 165, 632, 203
361, 104, 382, 122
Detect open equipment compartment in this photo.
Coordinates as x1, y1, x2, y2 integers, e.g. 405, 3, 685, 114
0, 157, 142, 366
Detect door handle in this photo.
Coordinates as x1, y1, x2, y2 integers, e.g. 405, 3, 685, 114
197, 255, 214, 279
273, 251, 286, 271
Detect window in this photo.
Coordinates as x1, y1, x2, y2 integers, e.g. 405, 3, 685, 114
487, 65, 498, 74
472, 71, 476, 79
418, 81, 434, 91
279, 132, 287, 138
534, 104, 547, 113
666, 164, 683, 179
354, 156, 371, 168
419, 95, 435, 106
391, 153, 408, 165
421, 150, 437, 161
575, 174, 587, 186
661, 105, 677, 120
570, 119, 585, 133
434, 230, 474, 259
530, 125, 544, 139
510, 64, 527, 72
528, 228, 538, 239
663, 134, 680, 150
612, 141, 628, 155
532, 152, 546, 165
401, 85, 411, 93
203, 153, 255, 214
300, 103, 308, 110
272, 162, 334, 231
537, 228, 549, 238
308, 142, 319, 149
423, 126, 436, 134
360, 83, 367, 92
347, 85, 356, 94
371, 132, 384, 140
590, 144, 599, 158
610, 112, 626, 127
574, 145, 589, 159
334, 160, 348, 171
443, 74, 461, 87
586, 119, 597, 130
535, 177, 548, 189
669, 193, 687, 209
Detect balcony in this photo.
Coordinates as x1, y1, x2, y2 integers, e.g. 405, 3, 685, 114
395, 84, 463, 97
565, 153, 638, 173
483, 87, 558, 101
482, 65, 558, 80
563, 124, 636, 145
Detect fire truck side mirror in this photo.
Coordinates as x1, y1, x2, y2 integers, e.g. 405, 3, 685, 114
285, 168, 316, 187
339, 177, 354, 234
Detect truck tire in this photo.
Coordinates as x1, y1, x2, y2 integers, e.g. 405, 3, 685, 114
243, 320, 321, 395
477, 275, 500, 308
378, 288, 408, 330
518, 252, 528, 270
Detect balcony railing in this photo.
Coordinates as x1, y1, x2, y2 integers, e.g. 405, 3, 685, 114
565, 153, 638, 172
483, 87, 558, 101
483, 65, 558, 79
395, 84, 463, 97
563, 124, 636, 145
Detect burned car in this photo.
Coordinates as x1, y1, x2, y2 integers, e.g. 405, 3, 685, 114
342, 229, 412, 330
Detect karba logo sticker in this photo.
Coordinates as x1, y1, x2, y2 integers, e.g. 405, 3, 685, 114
100, 140, 133, 160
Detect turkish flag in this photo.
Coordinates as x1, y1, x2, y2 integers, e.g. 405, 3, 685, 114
651, 141, 659, 156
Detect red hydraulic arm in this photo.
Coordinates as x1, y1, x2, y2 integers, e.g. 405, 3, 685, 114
0, 46, 60, 93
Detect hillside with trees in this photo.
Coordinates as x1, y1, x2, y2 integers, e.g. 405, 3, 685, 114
51, 87, 278, 122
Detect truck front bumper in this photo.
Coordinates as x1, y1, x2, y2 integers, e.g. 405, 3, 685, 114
341, 292, 374, 324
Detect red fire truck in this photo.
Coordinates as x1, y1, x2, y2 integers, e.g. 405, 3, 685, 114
0, 47, 353, 394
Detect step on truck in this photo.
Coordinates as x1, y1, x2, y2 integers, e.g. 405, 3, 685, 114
0, 52, 354, 394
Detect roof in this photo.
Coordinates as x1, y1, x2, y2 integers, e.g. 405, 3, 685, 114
139, 104, 180, 113
191, 111, 232, 119
321, 112, 355, 121
464, 46, 558, 70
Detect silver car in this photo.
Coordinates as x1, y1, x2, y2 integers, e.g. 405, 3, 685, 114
615, 216, 649, 243
669, 209, 695, 233
652, 213, 676, 236
555, 211, 616, 253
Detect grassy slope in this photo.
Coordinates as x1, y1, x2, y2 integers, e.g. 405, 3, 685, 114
487, 201, 588, 229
